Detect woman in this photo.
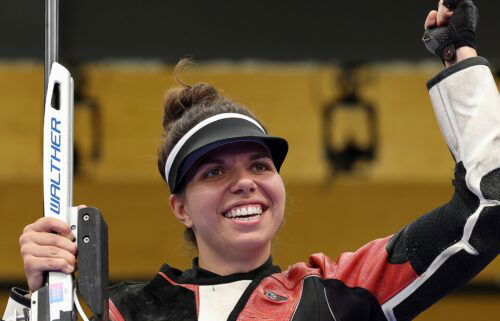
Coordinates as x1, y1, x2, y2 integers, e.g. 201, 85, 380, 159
4, 1, 499, 320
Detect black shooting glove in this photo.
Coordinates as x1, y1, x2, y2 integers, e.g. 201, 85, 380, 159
422, 0, 479, 62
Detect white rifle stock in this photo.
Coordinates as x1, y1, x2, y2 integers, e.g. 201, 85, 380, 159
28, 1, 109, 321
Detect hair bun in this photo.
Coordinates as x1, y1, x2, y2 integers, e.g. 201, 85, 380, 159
163, 84, 219, 127
162, 59, 220, 129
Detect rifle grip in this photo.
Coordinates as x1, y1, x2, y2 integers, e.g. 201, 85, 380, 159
77, 207, 109, 321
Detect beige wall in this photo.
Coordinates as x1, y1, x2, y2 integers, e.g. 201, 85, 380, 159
0, 62, 458, 183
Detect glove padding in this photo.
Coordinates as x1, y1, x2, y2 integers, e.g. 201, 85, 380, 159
422, 0, 478, 62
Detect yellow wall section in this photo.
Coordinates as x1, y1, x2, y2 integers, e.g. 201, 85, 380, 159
0, 62, 454, 183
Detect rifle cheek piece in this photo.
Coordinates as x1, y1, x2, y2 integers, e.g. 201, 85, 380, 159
77, 207, 109, 321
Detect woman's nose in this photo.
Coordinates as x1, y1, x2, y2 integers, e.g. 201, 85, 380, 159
229, 169, 257, 194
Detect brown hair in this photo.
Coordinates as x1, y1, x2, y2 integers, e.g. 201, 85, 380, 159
158, 59, 265, 245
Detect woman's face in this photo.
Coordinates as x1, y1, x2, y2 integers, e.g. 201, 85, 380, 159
170, 142, 286, 262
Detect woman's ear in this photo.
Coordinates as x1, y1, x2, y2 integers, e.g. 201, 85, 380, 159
169, 194, 194, 228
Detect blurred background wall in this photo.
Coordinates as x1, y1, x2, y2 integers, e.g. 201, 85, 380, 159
0, 1, 499, 320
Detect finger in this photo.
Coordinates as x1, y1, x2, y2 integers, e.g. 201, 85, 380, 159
25, 217, 71, 234
424, 10, 438, 29
24, 256, 74, 294
24, 217, 74, 241
21, 244, 77, 268
20, 231, 77, 256
437, 1, 454, 27
24, 255, 74, 276
58, 226, 76, 241
77, 204, 87, 209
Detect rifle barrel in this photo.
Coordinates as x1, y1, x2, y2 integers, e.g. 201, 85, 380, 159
45, 0, 59, 99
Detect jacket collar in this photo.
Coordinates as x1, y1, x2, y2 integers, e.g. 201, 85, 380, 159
158, 256, 280, 285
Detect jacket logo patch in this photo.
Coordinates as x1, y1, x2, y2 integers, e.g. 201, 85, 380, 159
264, 290, 287, 302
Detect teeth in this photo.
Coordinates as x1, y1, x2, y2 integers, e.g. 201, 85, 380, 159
224, 205, 263, 218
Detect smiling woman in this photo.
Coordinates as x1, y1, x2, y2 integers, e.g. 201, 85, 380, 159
157, 72, 288, 275
156, 69, 288, 263
169, 142, 286, 276
3, 1, 500, 321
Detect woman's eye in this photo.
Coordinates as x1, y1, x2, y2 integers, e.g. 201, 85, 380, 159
204, 168, 223, 178
252, 163, 269, 172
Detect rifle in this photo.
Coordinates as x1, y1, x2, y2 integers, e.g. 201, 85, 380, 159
12, 1, 110, 320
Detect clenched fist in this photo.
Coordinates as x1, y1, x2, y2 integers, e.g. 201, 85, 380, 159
423, 0, 478, 66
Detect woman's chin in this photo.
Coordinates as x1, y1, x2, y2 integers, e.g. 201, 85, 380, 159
223, 233, 272, 256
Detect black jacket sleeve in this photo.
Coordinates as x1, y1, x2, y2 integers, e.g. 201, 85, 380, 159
383, 57, 500, 321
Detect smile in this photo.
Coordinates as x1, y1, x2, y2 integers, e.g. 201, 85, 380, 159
222, 204, 265, 221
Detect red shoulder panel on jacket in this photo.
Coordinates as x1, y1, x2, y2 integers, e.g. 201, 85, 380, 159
309, 236, 418, 304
